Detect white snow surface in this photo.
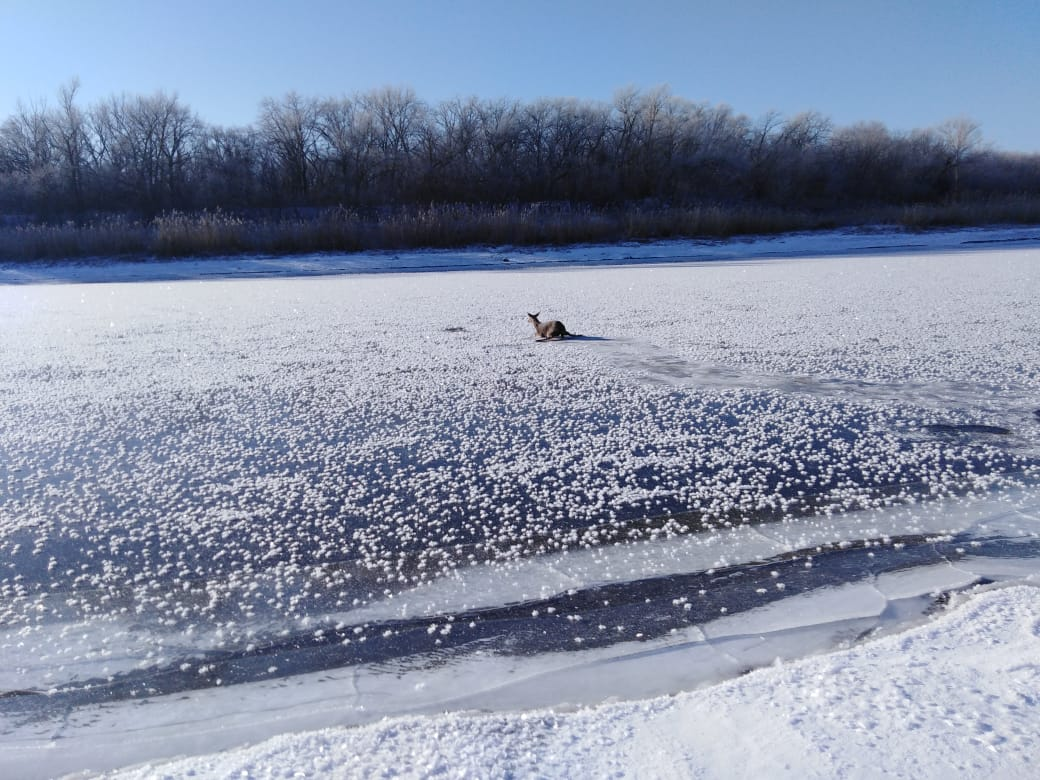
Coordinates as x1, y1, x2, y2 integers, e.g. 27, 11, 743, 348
1, 226, 1040, 778
110, 583, 1040, 780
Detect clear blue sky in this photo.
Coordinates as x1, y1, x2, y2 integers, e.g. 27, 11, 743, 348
2, 0, 1038, 152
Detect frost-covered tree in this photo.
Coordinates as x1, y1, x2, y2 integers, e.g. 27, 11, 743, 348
258, 92, 320, 201
193, 124, 261, 208
937, 117, 982, 199
362, 86, 427, 202
86, 91, 200, 212
1, 81, 1039, 223
315, 95, 378, 204
51, 79, 93, 212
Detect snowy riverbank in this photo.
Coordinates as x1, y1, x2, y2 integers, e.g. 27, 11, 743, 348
108, 583, 1040, 779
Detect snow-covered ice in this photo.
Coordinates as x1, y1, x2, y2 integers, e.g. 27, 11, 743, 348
107, 583, 1040, 780
1, 227, 1039, 777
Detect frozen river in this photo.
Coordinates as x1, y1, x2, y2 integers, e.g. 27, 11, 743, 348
1, 228, 1039, 776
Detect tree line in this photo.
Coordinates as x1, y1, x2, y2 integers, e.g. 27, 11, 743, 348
2, 80, 1039, 223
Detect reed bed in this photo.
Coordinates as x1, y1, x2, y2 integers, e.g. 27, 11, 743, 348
2, 199, 1038, 262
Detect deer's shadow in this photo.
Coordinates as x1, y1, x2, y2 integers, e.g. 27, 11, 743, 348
536, 334, 611, 343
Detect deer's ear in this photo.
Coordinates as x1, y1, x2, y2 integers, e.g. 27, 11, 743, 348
532, 312, 539, 317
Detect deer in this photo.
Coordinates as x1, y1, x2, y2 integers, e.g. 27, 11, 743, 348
527, 312, 577, 341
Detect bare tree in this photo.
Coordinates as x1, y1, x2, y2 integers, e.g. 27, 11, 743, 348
937, 117, 982, 199
363, 86, 426, 201
419, 96, 485, 200
0, 99, 53, 174
92, 91, 200, 212
194, 124, 260, 207
258, 92, 320, 201
477, 98, 522, 199
315, 95, 378, 203
52, 79, 92, 212
751, 111, 831, 202
0, 98, 58, 213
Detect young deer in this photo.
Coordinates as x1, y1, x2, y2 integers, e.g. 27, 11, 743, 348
527, 312, 576, 341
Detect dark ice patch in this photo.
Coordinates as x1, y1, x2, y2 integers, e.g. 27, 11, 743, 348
925, 423, 1011, 436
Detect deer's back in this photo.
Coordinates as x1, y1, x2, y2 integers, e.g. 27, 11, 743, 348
539, 320, 567, 337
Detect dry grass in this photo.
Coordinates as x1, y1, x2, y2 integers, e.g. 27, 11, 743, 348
1, 199, 1038, 262
0, 216, 150, 260
898, 197, 1040, 230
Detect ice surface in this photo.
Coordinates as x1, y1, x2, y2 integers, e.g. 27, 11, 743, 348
1, 228, 1040, 777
